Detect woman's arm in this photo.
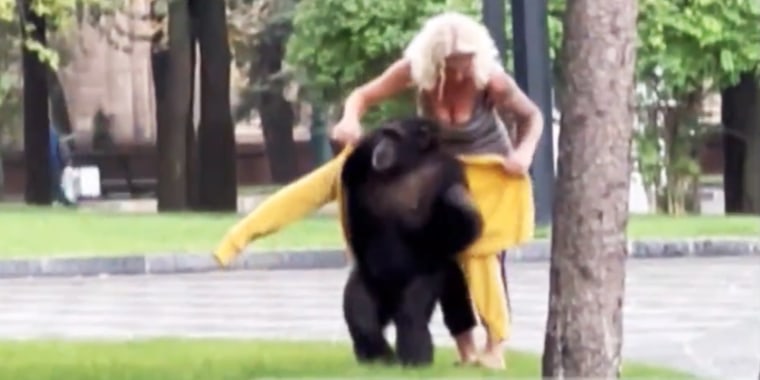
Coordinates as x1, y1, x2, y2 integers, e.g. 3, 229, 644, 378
487, 68, 544, 174
488, 69, 544, 156
332, 59, 414, 143
344, 59, 413, 119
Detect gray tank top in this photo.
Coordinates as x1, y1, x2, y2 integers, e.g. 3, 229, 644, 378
417, 90, 514, 157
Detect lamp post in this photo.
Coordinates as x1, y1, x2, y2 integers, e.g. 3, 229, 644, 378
309, 103, 333, 165
482, 0, 508, 61
482, 0, 555, 227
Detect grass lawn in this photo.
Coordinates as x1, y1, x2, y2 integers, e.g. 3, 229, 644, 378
0, 204, 341, 258
0, 339, 696, 380
0, 204, 757, 258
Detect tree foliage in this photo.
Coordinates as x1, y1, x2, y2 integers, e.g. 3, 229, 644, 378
285, 0, 758, 123
285, 0, 478, 124
638, 0, 760, 95
0, 17, 21, 151
0, 0, 120, 151
549, 0, 760, 94
634, 0, 760, 213
545, 0, 759, 213
1, 0, 120, 69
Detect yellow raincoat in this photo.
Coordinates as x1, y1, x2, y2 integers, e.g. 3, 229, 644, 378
213, 147, 534, 342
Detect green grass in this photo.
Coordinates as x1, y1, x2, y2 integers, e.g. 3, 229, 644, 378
0, 339, 696, 380
239, 184, 285, 195
0, 205, 342, 258
623, 214, 759, 238
0, 204, 757, 258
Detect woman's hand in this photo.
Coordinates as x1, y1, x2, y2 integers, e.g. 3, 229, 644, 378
501, 147, 534, 176
331, 117, 363, 145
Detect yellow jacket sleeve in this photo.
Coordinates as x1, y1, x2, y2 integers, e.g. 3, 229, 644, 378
213, 149, 351, 266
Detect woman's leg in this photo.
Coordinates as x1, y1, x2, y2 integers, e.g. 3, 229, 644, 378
439, 261, 478, 364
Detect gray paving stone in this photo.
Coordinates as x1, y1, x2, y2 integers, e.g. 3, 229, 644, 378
40, 256, 146, 277
693, 238, 760, 257
632, 239, 692, 258
0, 259, 42, 278
146, 253, 218, 274
233, 249, 348, 271
261, 249, 347, 270
0, 238, 757, 279
0, 257, 757, 379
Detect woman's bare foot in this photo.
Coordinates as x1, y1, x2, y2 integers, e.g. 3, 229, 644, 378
476, 349, 506, 370
453, 330, 478, 365
476, 337, 506, 370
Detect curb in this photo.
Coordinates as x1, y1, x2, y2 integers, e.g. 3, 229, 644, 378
0, 238, 758, 279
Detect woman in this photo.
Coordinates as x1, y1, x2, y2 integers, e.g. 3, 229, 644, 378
214, 11, 542, 369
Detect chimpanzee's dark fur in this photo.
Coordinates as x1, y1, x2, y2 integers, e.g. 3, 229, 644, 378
340, 116, 483, 366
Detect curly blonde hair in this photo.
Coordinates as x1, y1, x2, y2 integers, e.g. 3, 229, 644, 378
403, 11, 501, 93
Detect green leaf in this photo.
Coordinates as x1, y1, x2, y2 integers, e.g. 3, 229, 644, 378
285, 0, 480, 107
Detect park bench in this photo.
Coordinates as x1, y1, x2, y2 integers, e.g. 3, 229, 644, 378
70, 150, 157, 199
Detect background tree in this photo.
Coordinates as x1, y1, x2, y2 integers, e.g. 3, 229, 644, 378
3, 0, 120, 204
542, 0, 638, 378
547, 0, 760, 215
230, 0, 301, 183
722, 73, 760, 214
155, 0, 194, 211
17, 0, 51, 205
149, 0, 237, 212
193, 0, 237, 211
635, 0, 760, 215
285, 0, 479, 127
0, 19, 22, 156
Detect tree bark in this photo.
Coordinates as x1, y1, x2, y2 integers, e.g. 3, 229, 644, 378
744, 96, 760, 214
542, 0, 637, 378
192, 0, 237, 211
129, 0, 156, 143
19, 0, 52, 205
186, 45, 199, 209
47, 68, 73, 135
151, 47, 168, 160
156, 0, 194, 211
253, 17, 299, 183
721, 73, 760, 214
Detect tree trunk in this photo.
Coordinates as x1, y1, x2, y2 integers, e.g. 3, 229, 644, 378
47, 68, 73, 135
156, 0, 194, 211
744, 96, 760, 214
192, 0, 237, 211
542, 0, 637, 378
250, 20, 299, 183
151, 47, 168, 167
129, 0, 155, 143
0, 152, 4, 200
722, 73, 760, 214
186, 45, 199, 209
19, 0, 52, 205
660, 93, 702, 215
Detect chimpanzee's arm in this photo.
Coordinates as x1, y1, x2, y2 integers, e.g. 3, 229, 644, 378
419, 178, 483, 260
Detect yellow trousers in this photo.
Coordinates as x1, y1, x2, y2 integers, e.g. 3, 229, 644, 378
213, 148, 534, 342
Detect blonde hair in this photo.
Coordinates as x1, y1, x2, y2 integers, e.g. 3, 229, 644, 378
403, 11, 501, 93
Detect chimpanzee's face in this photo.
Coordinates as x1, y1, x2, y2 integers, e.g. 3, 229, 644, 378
370, 119, 439, 173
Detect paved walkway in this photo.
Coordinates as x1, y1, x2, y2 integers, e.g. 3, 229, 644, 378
0, 257, 758, 380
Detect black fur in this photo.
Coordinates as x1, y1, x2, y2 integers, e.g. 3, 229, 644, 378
340, 116, 483, 366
